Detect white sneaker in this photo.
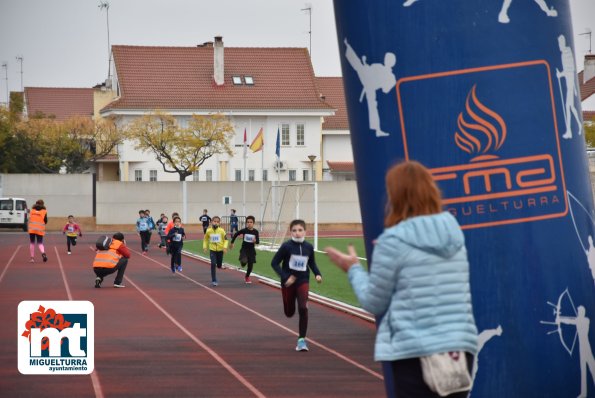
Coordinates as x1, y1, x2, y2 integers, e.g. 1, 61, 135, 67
113, 283, 126, 288
67, 251, 71, 255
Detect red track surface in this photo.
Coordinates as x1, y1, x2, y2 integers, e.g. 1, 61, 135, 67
0, 232, 384, 397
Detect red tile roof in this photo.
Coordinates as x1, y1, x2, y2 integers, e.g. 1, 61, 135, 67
104, 45, 333, 112
25, 87, 94, 121
327, 161, 354, 172
579, 71, 595, 102
316, 77, 349, 130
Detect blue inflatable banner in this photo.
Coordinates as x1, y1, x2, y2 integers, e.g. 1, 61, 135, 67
333, 1, 595, 396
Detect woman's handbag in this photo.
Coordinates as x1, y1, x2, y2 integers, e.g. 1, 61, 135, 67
420, 351, 472, 397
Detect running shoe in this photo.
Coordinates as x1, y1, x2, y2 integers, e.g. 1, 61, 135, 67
68, 251, 72, 255
113, 283, 126, 288
211, 281, 218, 287
142, 251, 147, 255
295, 338, 309, 352
177, 265, 182, 272
29, 258, 34, 263
95, 277, 102, 288
42, 253, 48, 262
245, 276, 252, 284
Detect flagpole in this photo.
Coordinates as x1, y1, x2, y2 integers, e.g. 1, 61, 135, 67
260, 126, 264, 228
243, 124, 248, 218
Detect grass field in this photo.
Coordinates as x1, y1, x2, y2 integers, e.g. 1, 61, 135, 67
184, 236, 368, 307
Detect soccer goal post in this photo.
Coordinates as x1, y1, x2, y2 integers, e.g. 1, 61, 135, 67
259, 182, 318, 251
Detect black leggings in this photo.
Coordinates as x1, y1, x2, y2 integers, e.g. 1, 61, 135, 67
170, 245, 182, 271
281, 282, 309, 338
390, 353, 473, 398
66, 236, 77, 251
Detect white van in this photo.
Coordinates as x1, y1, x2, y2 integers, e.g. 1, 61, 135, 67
0, 197, 28, 231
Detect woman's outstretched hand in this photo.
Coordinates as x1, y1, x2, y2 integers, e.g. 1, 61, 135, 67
325, 244, 359, 272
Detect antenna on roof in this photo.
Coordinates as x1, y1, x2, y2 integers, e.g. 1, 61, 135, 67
1, 62, 7, 106
98, 1, 112, 81
580, 28, 592, 54
301, 4, 312, 57
15, 56, 23, 92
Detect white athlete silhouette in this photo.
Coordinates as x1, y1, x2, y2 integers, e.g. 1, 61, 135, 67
498, 0, 557, 23
344, 38, 396, 137
558, 306, 595, 398
556, 35, 582, 139
587, 236, 595, 285
402, 0, 558, 24
471, 325, 503, 393
542, 289, 595, 398
567, 191, 595, 286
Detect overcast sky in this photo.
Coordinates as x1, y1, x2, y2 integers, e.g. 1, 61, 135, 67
0, 0, 594, 104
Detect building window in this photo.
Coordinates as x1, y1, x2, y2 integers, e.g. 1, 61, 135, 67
192, 170, 199, 181
206, 170, 213, 181
149, 170, 158, 181
248, 169, 255, 181
281, 124, 290, 146
244, 76, 254, 85
296, 124, 305, 146
232, 76, 242, 85
262, 169, 268, 181
303, 169, 309, 181
235, 169, 242, 181
288, 169, 297, 181
134, 170, 143, 181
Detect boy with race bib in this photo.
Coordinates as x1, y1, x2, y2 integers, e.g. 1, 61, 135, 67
166, 216, 186, 273
203, 216, 228, 286
271, 219, 322, 352
230, 215, 260, 284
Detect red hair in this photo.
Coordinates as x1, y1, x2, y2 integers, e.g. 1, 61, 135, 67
384, 161, 442, 227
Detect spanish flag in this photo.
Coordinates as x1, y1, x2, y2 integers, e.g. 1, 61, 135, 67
250, 127, 264, 152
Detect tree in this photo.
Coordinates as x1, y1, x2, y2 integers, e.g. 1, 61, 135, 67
126, 111, 236, 181
9, 116, 122, 174
61, 116, 122, 173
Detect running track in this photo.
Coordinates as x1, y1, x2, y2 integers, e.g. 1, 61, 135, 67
0, 232, 385, 397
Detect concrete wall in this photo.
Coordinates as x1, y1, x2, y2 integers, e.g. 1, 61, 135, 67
97, 181, 362, 226
0, 174, 93, 217
1, 174, 361, 229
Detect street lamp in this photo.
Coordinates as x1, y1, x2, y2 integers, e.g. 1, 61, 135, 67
307, 155, 316, 181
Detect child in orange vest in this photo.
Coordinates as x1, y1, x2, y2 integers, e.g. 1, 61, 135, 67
28, 199, 48, 263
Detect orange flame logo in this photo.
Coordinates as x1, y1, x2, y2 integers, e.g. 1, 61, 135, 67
454, 85, 507, 162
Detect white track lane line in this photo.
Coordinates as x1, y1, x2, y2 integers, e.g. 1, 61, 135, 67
123, 274, 266, 398
133, 249, 384, 380
55, 247, 105, 398
0, 245, 20, 284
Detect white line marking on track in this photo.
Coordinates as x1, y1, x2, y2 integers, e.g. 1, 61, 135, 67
123, 274, 266, 398
55, 247, 105, 398
134, 249, 384, 380
0, 245, 20, 284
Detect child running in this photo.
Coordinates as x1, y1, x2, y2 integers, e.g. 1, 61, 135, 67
157, 214, 168, 249
62, 215, 82, 254
203, 216, 228, 286
199, 209, 211, 235
166, 216, 186, 273
164, 212, 180, 255
271, 219, 322, 352
230, 215, 260, 284
28, 199, 48, 263
136, 210, 150, 254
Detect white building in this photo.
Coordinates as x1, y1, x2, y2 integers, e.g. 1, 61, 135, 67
580, 54, 595, 124
99, 37, 337, 182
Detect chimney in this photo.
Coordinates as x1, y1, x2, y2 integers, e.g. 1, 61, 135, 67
214, 36, 224, 86
585, 54, 595, 84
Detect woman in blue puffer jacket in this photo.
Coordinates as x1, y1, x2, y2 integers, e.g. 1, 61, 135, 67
326, 160, 478, 398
